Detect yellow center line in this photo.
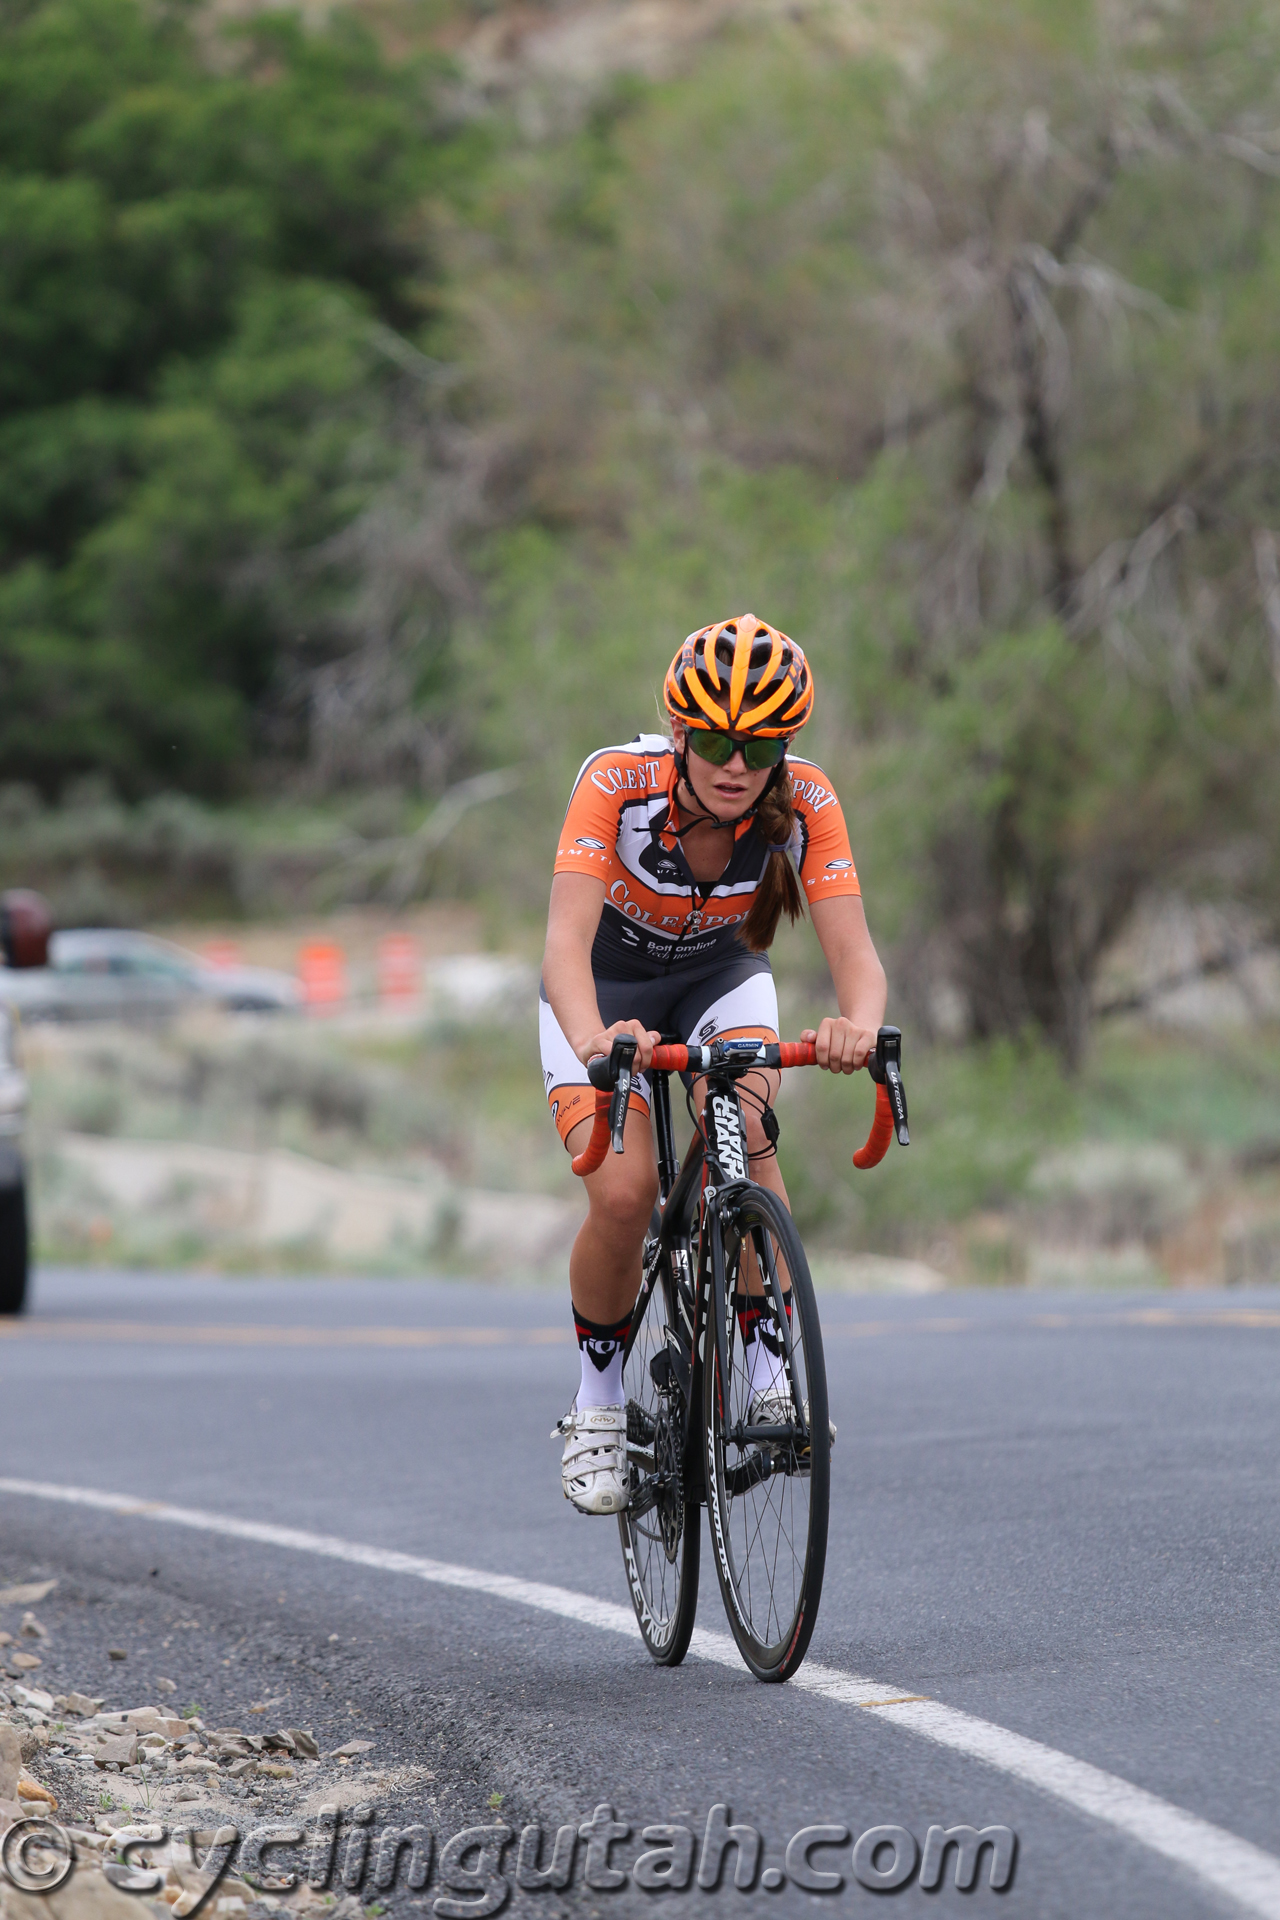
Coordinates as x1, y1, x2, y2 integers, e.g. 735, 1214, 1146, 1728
1119, 1307, 1280, 1328
0, 1320, 572, 1348
1, 1306, 1277, 1350
822, 1306, 1280, 1337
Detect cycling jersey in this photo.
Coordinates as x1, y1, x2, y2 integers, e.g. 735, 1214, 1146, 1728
554, 733, 860, 982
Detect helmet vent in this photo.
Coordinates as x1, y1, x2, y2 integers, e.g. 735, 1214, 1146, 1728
664, 617, 813, 736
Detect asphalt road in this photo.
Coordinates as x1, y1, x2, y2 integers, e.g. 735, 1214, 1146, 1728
2, 1267, 1280, 1919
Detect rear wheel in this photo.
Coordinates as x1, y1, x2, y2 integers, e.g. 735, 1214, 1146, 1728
703, 1185, 829, 1681
617, 1231, 699, 1665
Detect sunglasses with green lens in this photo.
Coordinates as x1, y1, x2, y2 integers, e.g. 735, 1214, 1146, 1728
687, 730, 788, 771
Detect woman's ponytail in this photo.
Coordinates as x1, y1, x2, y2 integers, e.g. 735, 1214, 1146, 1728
741, 767, 805, 952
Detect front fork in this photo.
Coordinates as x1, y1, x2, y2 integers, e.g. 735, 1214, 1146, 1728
702, 1184, 809, 1455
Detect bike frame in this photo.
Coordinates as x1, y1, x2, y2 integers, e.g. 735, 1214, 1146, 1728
624, 1049, 806, 1507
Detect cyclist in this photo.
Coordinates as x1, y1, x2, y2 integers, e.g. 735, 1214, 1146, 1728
542, 615, 887, 1514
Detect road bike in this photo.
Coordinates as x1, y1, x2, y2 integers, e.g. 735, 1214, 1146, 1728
571, 1025, 909, 1682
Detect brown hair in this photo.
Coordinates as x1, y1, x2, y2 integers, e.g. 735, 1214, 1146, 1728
741, 768, 805, 952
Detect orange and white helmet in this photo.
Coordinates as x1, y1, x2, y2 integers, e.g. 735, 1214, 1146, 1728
664, 615, 814, 737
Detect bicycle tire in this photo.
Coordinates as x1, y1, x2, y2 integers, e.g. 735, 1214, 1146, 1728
617, 1223, 700, 1665
0, 1176, 28, 1317
703, 1184, 829, 1681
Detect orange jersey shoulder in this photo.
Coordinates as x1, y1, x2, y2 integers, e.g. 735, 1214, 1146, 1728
554, 736, 672, 883
786, 756, 861, 899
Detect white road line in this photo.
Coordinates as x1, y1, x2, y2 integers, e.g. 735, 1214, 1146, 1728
3, 1477, 1278, 1918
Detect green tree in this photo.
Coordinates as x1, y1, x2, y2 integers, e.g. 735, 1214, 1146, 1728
0, 0, 460, 795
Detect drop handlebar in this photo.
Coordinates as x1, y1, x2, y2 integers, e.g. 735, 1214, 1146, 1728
570, 1025, 910, 1178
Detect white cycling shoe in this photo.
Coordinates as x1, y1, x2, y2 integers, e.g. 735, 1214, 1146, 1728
554, 1402, 630, 1514
748, 1389, 837, 1448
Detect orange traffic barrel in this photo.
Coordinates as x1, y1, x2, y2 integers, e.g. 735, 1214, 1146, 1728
297, 941, 348, 1012
378, 932, 421, 1005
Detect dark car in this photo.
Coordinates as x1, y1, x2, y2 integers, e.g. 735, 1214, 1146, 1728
0, 1005, 29, 1314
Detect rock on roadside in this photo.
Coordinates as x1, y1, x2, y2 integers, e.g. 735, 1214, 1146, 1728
0, 1726, 19, 1801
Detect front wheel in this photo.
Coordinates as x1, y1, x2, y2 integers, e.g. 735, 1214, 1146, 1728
703, 1185, 829, 1681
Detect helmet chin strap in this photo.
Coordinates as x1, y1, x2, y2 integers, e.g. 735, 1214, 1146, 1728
672, 750, 785, 833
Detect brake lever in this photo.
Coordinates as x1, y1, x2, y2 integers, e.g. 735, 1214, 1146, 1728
868, 1025, 910, 1145
606, 1036, 637, 1154
608, 1083, 629, 1153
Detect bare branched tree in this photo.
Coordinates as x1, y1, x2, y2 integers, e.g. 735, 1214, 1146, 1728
264, 328, 506, 799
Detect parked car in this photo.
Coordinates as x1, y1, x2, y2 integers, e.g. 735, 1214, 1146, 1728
0, 929, 301, 1022
0, 1005, 29, 1315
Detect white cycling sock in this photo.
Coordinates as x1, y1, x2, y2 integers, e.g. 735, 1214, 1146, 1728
735, 1291, 792, 1398
572, 1307, 630, 1410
